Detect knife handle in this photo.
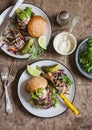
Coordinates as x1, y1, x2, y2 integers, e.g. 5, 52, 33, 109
9, 0, 24, 18
60, 94, 79, 115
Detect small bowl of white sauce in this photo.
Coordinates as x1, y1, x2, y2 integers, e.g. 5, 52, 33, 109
53, 32, 77, 55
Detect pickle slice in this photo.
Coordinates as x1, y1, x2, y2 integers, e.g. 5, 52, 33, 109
43, 64, 60, 73
20, 38, 35, 55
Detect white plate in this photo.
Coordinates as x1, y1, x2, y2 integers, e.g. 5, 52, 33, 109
0, 4, 52, 59
18, 59, 76, 118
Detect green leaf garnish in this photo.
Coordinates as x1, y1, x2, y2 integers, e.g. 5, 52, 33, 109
36, 88, 44, 97
28, 46, 37, 59
31, 88, 44, 100
79, 37, 92, 73
31, 92, 39, 100
52, 89, 58, 107
18, 7, 32, 21
18, 11, 27, 20
61, 74, 73, 86
28, 41, 44, 59
24, 7, 32, 16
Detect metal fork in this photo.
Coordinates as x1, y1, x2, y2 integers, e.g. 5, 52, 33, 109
0, 65, 13, 114
0, 65, 17, 112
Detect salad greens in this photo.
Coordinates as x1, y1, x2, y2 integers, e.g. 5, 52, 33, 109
31, 93, 39, 100
52, 89, 58, 107
17, 7, 32, 21
79, 37, 92, 73
31, 88, 44, 100
19, 11, 27, 21
24, 7, 32, 16
28, 41, 44, 59
61, 74, 73, 86
31, 87, 57, 107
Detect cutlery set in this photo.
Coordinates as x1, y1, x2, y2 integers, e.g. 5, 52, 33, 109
0, 64, 17, 114
0, 64, 12, 114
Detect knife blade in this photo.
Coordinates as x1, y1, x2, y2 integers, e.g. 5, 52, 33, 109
36, 65, 79, 115
0, 0, 24, 36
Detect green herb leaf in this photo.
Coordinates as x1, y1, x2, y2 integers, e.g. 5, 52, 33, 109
28, 46, 37, 59
61, 74, 73, 86
28, 41, 44, 59
52, 89, 58, 107
24, 7, 32, 17
36, 88, 44, 97
31, 88, 44, 100
79, 38, 92, 73
18, 11, 27, 20
31, 92, 39, 100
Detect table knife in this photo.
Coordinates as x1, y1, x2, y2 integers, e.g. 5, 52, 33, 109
36, 65, 79, 115
0, 0, 24, 36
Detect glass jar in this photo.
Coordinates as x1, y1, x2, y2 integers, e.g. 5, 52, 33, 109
56, 11, 69, 26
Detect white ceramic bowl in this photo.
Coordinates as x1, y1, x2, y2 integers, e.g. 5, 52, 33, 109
53, 32, 77, 55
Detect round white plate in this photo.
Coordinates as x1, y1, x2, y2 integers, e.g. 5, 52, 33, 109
18, 59, 76, 118
0, 4, 52, 59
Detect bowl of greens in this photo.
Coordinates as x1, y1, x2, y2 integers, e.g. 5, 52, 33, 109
75, 37, 92, 79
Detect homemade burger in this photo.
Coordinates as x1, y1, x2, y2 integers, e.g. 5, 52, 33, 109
25, 76, 57, 109
27, 16, 46, 38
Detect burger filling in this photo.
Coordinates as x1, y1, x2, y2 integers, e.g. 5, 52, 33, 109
30, 86, 57, 109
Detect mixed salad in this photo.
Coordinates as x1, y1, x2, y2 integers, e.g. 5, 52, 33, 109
79, 37, 92, 73
41, 64, 73, 94
26, 64, 73, 109
0, 7, 46, 59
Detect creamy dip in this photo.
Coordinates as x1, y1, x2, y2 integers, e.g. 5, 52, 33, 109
54, 33, 74, 55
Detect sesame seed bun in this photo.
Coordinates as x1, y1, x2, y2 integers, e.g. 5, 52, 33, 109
27, 16, 46, 38
26, 76, 48, 93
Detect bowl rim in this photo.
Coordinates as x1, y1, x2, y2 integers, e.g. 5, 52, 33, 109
75, 38, 92, 79
53, 32, 77, 55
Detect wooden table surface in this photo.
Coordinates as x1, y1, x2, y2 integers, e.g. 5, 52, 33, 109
0, 0, 92, 130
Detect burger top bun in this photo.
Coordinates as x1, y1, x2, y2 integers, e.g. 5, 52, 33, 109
26, 76, 48, 93
27, 16, 46, 38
